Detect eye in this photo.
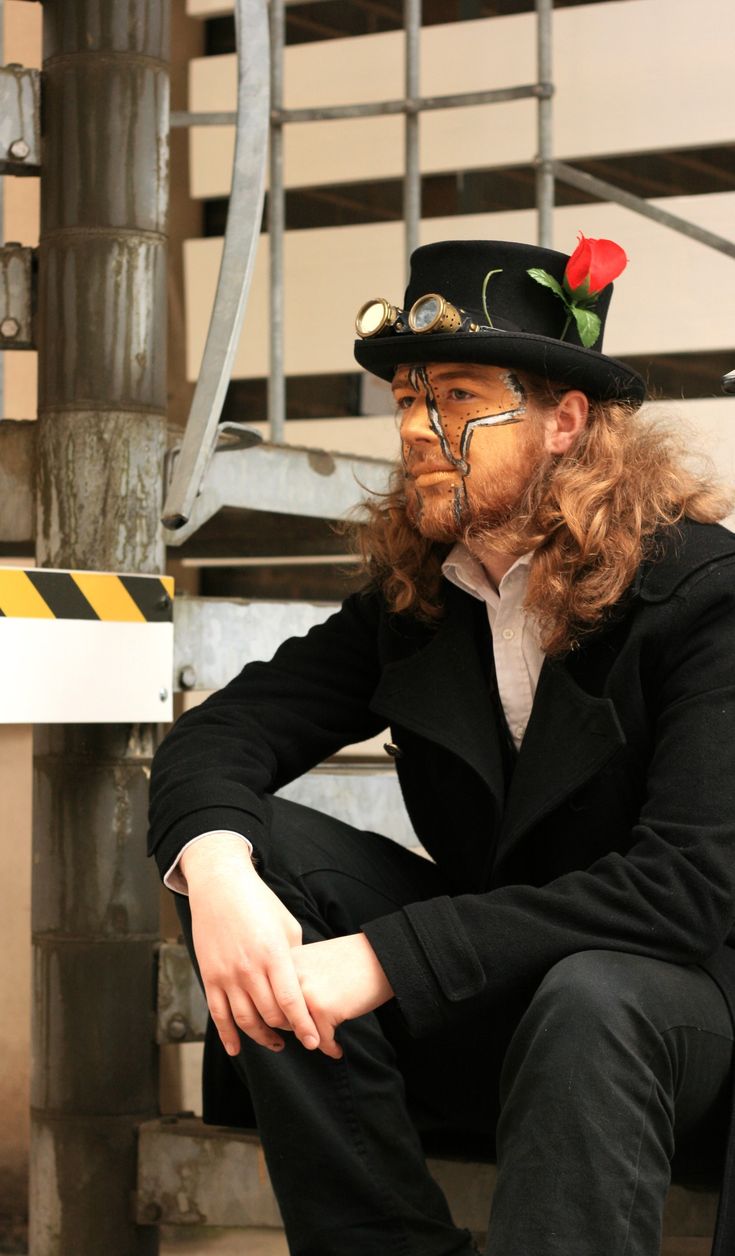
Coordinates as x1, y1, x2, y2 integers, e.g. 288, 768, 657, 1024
447, 387, 475, 401
393, 393, 417, 412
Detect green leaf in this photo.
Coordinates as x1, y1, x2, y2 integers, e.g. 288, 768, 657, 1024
571, 306, 601, 348
527, 268, 566, 301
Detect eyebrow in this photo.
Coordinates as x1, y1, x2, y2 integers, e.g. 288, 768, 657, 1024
391, 366, 497, 392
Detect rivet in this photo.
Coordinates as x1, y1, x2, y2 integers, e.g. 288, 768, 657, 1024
1, 317, 20, 339
166, 1013, 188, 1041
178, 665, 197, 690
159, 687, 169, 702
9, 139, 30, 161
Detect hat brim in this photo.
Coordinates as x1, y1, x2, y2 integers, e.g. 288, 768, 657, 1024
354, 328, 645, 405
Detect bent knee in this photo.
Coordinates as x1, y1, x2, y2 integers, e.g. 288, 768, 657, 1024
531, 950, 663, 1033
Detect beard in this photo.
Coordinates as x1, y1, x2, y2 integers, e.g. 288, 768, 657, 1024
405, 421, 547, 543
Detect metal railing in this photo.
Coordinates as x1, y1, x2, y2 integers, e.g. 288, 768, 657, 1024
163, 0, 269, 529
165, 0, 735, 532
164, 0, 554, 527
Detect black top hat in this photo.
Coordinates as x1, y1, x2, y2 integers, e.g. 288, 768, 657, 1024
354, 239, 645, 404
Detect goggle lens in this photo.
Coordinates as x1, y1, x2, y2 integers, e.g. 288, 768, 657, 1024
355, 293, 470, 339
355, 298, 399, 338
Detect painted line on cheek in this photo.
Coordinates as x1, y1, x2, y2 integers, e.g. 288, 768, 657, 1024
460, 410, 525, 460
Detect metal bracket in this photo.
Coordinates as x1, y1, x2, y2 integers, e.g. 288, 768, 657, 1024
156, 943, 208, 1045
161, 0, 270, 530
163, 440, 392, 547
0, 244, 36, 348
0, 65, 41, 174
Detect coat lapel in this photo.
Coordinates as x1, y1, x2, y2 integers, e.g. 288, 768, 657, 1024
497, 654, 626, 861
370, 583, 628, 863
370, 584, 507, 814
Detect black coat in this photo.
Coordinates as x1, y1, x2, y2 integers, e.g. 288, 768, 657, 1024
148, 519, 735, 1252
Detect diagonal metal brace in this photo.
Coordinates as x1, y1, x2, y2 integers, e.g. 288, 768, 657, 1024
162, 0, 269, 530
552, 160, 735, 261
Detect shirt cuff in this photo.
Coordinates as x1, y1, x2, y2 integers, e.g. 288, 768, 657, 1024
163, 830, 254, 895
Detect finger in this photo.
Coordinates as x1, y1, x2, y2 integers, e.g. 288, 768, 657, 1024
267, 953, 321, 1049
206, 988, 244, 1056
244, 973, 293, 1033
228, 989, 286, 1052
310, 1011, 343, 1061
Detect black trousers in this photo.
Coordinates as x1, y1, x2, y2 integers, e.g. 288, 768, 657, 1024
177, 796, 734, 1256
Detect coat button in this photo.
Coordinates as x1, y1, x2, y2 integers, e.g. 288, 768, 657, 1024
383, 741, 403, 759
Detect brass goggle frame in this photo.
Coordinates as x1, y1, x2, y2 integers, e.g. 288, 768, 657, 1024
355, 293, 483, 340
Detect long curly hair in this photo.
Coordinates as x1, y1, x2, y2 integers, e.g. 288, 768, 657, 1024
351, 375, 733, 655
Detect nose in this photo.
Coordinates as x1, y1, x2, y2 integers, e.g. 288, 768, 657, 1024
399, 394, 437, 447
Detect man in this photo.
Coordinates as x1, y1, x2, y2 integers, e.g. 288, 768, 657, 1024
148, 238, 735, 1256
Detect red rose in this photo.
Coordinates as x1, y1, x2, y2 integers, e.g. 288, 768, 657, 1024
564, 233, 627, 299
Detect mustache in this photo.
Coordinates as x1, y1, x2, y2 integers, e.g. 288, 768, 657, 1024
403, 452, 457, 478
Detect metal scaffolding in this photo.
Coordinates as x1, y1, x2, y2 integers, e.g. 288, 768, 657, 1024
165, 0, 555, 525
166, 0, 735, 537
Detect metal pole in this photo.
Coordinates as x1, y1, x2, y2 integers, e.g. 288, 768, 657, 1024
31, 3, 169, 1252
172, 82, 542, 127
535, 0, 554, 248
269, 0, 286, 442
404, 0, 421, 271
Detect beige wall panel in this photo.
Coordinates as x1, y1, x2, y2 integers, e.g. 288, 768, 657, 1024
4, 0, 42, 64
552, 0, 734, 157
190, 102, 536, 199
185, 193, 735, 381
247, 416, 400, 460
4, 178, 40, 248
665, 397, 735, 498
189, 0, 733, 197
3, 353, 38, 420
187, 0, 233, 15
244, 401, 735, 496
0, 725, 32, 1224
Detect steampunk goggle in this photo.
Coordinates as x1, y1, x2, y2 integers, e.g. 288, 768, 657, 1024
355, 293, 486, 339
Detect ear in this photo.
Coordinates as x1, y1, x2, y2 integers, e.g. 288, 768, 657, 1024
543, 390, 589, 454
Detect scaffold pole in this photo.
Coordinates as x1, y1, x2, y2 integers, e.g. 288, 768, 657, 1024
31, 2, 169, 1251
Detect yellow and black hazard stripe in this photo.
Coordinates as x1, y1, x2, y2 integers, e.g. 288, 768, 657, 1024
0, 570, 174, 622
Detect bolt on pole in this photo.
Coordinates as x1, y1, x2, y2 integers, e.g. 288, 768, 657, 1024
31, 3, 169, 1253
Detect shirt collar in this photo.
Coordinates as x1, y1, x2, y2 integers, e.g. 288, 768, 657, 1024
442, 541, 533, 604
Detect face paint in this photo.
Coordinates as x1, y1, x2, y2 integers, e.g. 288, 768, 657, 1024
405, 364, 526, 476
395, 362, 533, 536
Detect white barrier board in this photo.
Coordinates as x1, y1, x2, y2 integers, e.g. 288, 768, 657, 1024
0, 569, 174, 724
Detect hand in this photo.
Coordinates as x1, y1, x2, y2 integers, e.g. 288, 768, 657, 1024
291, 934, 394, 1060
181, 833, 321, 1057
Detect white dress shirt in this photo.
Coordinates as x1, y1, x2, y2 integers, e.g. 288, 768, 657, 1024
441, 542, 545, 747
165, 542, 545, 894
